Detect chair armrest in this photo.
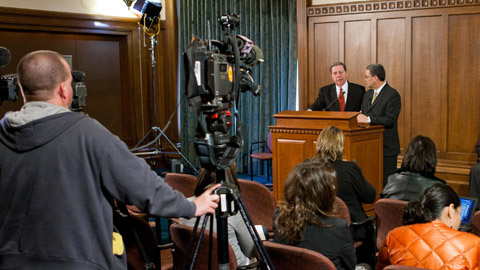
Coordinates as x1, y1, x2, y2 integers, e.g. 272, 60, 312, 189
351, 216, 375, 227
250, 141, 266, 154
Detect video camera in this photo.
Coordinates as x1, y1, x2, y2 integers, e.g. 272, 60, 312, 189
184, 13, 263, 169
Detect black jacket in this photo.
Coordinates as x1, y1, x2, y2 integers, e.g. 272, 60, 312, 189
309, 82, 365, 111
334, 160, 376, 223
273, 215, 356, 270
361, 83, 401, 156
381, 170, 446, 201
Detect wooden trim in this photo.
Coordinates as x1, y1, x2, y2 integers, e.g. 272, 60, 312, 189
307, 0, 480, 17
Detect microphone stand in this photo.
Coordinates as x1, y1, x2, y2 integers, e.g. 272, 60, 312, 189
323, 90, 345, 111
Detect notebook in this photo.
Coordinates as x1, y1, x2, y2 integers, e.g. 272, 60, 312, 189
458, 196, 478, 232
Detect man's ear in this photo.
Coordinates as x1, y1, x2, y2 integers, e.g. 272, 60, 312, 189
58, 82, 67, 99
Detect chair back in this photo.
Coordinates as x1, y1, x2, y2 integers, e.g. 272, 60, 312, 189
164, 173, 196, 198
334, 196, 351, 225
238, 178, 276, 233
375, 198, 408, 249
266, 132, 273, 153
471, 210, 480, 236
113, 213, 160, 269
170, 222, 237, 270
263, 241, 335, 270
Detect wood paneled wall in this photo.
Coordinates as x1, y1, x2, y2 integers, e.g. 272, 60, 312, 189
299, 1, 480, 195
0, 5, 180, 150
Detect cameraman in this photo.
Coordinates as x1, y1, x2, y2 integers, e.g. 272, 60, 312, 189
0, 50, 219, 269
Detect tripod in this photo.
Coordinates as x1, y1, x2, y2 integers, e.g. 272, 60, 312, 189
181, 168, 274, 270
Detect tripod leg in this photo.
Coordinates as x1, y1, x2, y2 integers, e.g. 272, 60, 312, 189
184, 214, 211, 270
234, 196, 275, 270
216, 190, 231, 270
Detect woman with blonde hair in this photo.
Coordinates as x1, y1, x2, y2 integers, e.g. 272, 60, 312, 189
273, 160, 356, 270
313, 126, 376, 235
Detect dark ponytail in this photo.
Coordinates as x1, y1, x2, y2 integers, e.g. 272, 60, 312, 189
402, 183, 460, 225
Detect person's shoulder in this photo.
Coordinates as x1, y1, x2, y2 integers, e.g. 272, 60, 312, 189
384, 83, 400, 95
322, 216, 349, 228
334, 159, 357, 170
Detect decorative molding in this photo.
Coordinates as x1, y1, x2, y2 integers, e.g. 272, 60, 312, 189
307, 0, 480, 16
270, 128, 322, 135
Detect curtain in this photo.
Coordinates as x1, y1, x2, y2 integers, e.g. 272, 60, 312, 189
178, 0, 297, 174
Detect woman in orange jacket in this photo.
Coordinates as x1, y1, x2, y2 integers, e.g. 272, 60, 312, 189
377, 184, 480, 270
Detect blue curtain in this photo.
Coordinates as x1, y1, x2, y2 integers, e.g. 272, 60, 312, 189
178, 0, 297, 174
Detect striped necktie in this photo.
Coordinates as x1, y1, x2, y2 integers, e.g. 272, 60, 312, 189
371, 91, 378, 104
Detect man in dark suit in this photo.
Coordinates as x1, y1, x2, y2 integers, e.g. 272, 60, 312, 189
357, 63, 401, 187
308, 62, 365, 111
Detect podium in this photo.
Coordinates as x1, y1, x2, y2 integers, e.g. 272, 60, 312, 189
270, 111, 385, 211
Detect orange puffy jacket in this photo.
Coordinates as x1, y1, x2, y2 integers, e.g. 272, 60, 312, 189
377, 220, 480, 270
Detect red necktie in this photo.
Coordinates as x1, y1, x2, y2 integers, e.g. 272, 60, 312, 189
338, 88, 345, 112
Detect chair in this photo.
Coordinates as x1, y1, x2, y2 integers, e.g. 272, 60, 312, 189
169, 222, 238, 270
375, 198, 408, 250
262, 241, 335, 270
164, 173, 197, 198
237, 178, 276, 236
470, 210, 480, 236
113, 213, 163, 270
250, 132, 273, 181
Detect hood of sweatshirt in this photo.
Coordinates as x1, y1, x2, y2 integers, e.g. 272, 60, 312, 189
0, 107, 86, 153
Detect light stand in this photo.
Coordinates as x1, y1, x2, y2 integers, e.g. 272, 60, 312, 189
130, 1, 197, 173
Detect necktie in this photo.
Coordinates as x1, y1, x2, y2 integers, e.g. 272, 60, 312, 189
338, 88, 345, 112
371, 91, 378, 104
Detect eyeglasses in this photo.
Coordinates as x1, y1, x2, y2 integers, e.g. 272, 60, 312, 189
364, 75, 373, 79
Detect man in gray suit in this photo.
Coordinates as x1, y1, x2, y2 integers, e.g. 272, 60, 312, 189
308, 62, 365, 111
357, 63, 401, 187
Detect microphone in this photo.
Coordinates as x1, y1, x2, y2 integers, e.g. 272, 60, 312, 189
0, 47, 11, 67
323, 90, 345, 111
236, 35, 264, 66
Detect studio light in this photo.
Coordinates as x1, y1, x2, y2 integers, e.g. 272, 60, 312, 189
130, 0, 162, 36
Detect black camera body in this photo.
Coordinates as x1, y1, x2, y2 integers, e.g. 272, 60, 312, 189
71, 71, 87, 112
0, 74, 18, 105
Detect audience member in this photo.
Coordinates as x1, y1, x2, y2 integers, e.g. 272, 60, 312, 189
273, 160, 356, 270
377, 184, 480, 270
0, 50, 220, 269
313, 126, 376, 235
469, 137, 480, 199
381, 135, 446, 201
308, 62, 365, 111
180, 165, 257, 266
357, 64, 401, 187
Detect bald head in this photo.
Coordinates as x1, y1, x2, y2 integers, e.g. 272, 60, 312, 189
17, 50, 71, 102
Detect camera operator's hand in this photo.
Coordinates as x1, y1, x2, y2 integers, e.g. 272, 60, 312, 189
193, 183, 221, 216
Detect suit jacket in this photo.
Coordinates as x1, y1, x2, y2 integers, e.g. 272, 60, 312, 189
309, 82, 365, 111
361, 83, 401, 156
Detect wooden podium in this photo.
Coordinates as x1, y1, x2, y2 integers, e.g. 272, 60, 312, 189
270, 111, 385, 210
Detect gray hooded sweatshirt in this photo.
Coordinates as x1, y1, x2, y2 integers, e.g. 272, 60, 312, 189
0, 102, 195, 269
